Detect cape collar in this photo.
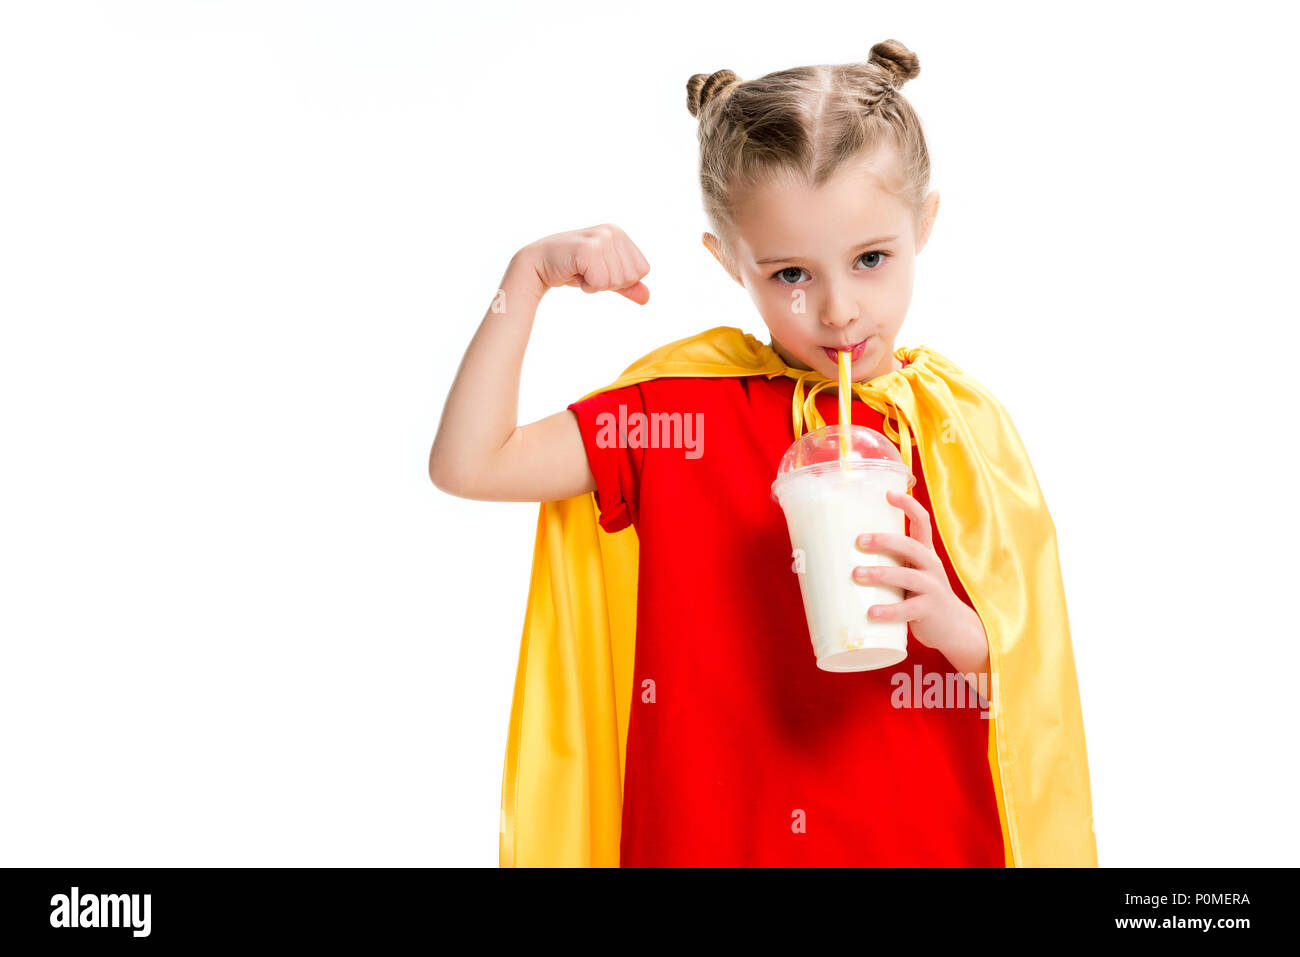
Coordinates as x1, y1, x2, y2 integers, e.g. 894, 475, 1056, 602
582, 324, 925, 467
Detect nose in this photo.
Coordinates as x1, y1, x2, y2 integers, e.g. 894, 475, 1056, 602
819, 283, 858, 330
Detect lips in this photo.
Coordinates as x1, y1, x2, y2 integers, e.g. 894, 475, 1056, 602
822, 338, 869, 364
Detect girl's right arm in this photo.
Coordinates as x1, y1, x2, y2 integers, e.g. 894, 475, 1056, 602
427, 224, 651, 503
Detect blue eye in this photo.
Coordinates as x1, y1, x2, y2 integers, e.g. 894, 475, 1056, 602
770, 251, 890, 284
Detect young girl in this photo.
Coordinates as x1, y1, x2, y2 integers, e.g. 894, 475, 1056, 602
429, 40, 1096, 868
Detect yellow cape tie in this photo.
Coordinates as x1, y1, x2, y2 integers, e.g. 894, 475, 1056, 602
784, 366, 915, 478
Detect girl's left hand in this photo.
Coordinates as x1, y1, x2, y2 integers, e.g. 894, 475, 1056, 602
852, 489, 983, 655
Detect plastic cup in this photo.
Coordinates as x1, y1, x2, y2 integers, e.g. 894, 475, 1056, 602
771, 423, 916, 672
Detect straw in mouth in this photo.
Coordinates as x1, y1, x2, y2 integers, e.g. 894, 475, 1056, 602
838, 348, 852, 464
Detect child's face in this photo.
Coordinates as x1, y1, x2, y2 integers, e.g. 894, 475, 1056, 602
706, 150, 938, 383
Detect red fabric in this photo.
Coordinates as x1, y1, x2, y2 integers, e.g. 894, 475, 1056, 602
566, 364, 1006, 867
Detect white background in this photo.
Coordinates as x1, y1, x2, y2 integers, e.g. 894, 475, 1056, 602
2, 0, 1296, 867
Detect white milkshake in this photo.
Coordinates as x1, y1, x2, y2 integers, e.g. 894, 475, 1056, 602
771, 424, 916, 672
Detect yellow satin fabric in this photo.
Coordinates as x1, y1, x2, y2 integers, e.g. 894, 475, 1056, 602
499, 325, 1097, 867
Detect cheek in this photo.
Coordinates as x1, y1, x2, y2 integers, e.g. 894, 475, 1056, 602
848, 271, 911, 323
758, 284, 810, 328
884, 262, 915, 302
877, 281, 908, 311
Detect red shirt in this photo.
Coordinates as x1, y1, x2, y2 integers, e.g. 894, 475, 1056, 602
567, 363, 1006, 867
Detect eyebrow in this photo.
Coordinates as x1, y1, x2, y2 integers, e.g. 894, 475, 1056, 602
755, 235, 900, 265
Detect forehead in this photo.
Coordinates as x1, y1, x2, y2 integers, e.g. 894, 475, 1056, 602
733, 152, 912, 254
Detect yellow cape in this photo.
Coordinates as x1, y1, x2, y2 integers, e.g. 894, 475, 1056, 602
499, 324, 1097, 867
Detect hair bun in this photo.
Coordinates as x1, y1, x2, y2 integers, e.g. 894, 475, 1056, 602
687, 69, 742, 118
868, 39, 920, 85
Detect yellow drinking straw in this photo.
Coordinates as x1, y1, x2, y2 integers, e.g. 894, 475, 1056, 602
837, 348, 852, 466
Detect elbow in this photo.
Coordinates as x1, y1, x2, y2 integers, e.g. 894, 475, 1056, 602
428, 450, 462, 496
431, 432, 514, 499
428, 462, 448, 494
428, 450, 482, 499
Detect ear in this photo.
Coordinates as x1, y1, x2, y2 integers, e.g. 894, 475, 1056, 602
915, 190, 940, 254
702, 232, 743, 286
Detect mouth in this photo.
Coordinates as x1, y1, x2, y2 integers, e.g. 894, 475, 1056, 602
822, 337, 869, 364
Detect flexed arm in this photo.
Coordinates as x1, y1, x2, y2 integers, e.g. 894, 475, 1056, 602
427, 224, 651, 502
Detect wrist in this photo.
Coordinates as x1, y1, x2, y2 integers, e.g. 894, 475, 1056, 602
502, 249, 548, 306
938, 603, 990, 677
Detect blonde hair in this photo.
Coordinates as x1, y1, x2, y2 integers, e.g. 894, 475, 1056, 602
686, 39, 931, 272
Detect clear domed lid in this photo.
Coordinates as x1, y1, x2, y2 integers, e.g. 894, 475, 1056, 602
771, 423, 914, 496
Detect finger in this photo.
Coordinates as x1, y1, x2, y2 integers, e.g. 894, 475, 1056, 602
611, 238, 649, 301
867, 595, 928, 622
630, 241, 651, 276
610, 234, 641, 288
852, 563, 929, 595
855, 532, 941, 574
886, 488, 933, 549
614, 229, 651, 277
615, 281, 651, 304
598, 237, 630, 292
574, 240, 611, 292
